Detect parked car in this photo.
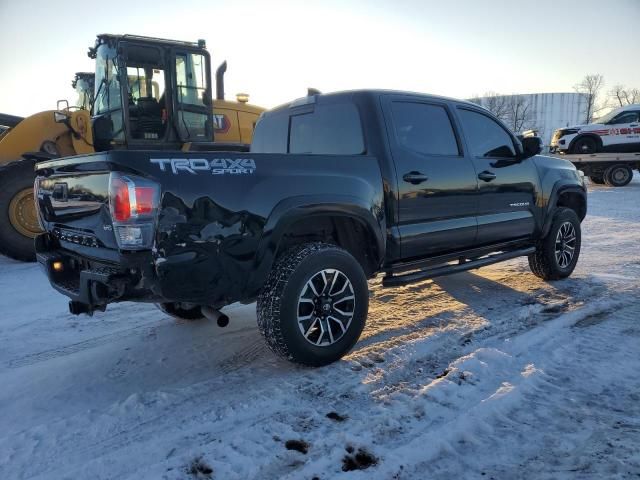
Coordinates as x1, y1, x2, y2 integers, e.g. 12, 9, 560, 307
34, 90, 587, 366
550, 104, 640, 154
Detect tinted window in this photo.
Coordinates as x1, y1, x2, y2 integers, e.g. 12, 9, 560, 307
289, 113, 314, 153
610, 112, 639, 125
391, 102, 459, 156
289, 103, 365, 155
251, 112, 288, 153
458, 108, 516, 158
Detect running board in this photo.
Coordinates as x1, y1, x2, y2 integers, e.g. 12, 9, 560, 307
382, 247, 535, 287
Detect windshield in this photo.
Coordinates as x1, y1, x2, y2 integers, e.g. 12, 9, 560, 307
73, 77, 94, 110
92, 42, 125, 148
593, 108, 621, 125
94, 43, 122, 115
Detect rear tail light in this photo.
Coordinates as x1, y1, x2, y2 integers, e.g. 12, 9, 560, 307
108, 172, 160, 250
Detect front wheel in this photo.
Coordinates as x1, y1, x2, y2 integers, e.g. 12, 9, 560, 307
257, 243, 369, 367
0, 159, 41, 262
571, 137, 598, 155
528, 208, 581, 281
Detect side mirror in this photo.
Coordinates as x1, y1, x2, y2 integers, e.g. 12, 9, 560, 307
520, 136, 542, 159
54, 111, 69, 124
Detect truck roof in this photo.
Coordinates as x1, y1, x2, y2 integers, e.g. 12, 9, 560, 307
269, 89, 482, 112
95, 33, 207, 50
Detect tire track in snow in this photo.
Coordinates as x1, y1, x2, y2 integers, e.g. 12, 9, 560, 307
4, 324, 159, 369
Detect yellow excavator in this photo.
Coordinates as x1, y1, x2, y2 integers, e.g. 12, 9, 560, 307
0, 34, 264, 261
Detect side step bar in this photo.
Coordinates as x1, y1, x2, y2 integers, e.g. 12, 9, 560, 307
382, 247, 535, 288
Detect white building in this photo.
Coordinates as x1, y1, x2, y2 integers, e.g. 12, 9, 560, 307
474, 92, 588, 150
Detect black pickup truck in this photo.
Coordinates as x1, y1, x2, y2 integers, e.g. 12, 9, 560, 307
34, 90, 587, 366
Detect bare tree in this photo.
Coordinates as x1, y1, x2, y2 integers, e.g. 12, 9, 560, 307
608, 84, 640, 107
505, 95, 537, 132
469, 91, 510, 123
469, 92, 536, 133
574, 74, 605, 123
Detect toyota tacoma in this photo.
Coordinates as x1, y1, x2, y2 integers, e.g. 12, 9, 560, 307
34, 90, 587, 366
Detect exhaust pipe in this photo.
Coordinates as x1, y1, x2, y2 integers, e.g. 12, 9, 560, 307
202, 306, 230, 327
215, 61, 227, 101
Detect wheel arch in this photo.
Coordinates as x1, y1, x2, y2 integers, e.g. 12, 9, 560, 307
542, 184, 587, 238
246, 195, 385, 297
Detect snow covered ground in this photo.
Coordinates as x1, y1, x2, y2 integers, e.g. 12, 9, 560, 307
1, 176, 639, 480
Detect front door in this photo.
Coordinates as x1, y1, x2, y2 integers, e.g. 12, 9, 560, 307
383, 97, 478, 260
603, 110, 640, 152
455, 107, 538, 245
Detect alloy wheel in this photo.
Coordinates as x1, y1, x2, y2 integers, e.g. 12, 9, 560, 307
297, 269, 355, 347
555, 221, 577, 268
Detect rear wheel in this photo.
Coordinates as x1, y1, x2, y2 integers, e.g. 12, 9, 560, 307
529, 208, 581, 281
571, 137, 598, 154
0, 159, 41, 261
156, 303, 205, 321
588, 175, 605, 185
604, 164, 633, 187
257, 242, 369, 366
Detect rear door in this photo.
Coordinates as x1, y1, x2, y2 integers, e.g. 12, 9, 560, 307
382, 96, 478, 260
455, 106, 539, 245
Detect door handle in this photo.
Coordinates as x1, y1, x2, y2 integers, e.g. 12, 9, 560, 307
630, 124, 639, 127
478, 171, 497, 182
403, 171, 429, 184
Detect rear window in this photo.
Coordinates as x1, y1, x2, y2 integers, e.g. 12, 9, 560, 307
390, 102, 459, 156
251, 102, 365, 155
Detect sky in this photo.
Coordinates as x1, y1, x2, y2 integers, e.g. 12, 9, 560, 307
1, 0, 639, 117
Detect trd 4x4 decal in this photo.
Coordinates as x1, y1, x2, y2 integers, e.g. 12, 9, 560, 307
150, 158, 256, 175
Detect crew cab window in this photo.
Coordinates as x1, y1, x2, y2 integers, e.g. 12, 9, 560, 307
609, 112, 639, 125
252, 103, 364, 155
458, 108, 516, 158
391, 102, 459, 156
251, 112, 288, 153
289, 103, 364, 154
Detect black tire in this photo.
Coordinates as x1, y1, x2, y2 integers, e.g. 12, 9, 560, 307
528, 208, 581, 281
0, 159, 38, 262
588, 175, 605, 185
603, 164, 633, 187
257, 242, 369, 367
571, 137, 598, 154
156, 302, 205, 320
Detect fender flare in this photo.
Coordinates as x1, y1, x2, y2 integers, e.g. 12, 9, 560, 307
245, 194, 385, 296
542, 183, 587, 238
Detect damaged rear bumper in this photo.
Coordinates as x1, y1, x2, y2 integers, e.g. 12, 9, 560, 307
35, 233, 158, 315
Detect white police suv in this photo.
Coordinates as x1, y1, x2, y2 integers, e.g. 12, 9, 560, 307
550, 104, 640, 154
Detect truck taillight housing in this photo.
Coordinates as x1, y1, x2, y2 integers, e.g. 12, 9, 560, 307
108, 173, 160, 250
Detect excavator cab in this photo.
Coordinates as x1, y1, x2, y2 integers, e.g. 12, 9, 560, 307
1, 34, 263, 262
88, 34, 214, 151
71, 72, 95, 111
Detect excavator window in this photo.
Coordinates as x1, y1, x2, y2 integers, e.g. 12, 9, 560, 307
175, 52, 209, 140
93, 43, 125, 148
126, 65, 167, 140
